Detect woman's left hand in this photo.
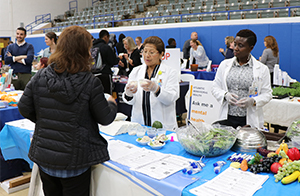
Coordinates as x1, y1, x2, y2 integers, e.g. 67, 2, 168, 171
140, 79, 159, 93
123, 53, 129, 60
236, 97, 255, 108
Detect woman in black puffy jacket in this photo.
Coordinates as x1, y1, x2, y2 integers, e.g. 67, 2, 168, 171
18, 26, 117, 196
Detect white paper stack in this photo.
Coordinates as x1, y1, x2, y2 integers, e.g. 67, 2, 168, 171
189, 167, 269, 196
107, 140, 192, 180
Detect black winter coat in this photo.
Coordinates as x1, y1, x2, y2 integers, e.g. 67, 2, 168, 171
18, 65, 117, 170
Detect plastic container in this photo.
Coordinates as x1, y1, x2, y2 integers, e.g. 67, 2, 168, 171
147, 127, 157, 139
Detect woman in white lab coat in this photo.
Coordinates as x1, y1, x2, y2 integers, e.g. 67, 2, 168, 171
122, 36, 179, 131
211, 29, 272, 129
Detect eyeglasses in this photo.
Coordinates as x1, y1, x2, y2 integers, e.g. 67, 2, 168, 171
143, 50, 159, 56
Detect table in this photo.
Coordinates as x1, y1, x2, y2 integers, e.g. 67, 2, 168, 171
263, 97, 300, 132
0, 120, 298, 196
0, 106, 24, 130
113, 82, 189, 117
181, 70, 216, 81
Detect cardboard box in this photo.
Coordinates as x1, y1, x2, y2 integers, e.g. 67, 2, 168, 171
0, 175, 30, 194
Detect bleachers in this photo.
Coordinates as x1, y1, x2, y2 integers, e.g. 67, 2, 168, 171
42, 0, 300, 33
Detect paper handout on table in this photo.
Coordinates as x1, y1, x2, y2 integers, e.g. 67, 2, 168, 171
108, 140, 193, 180
99, 121, 140, 136
133, 154, 192, 180
189, 167, 269, 196
108, 140, 167, 169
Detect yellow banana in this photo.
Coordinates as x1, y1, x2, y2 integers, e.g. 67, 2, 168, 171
281, 171, 300, 184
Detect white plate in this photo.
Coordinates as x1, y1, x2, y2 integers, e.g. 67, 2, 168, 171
147, 141, 165, 150
136, 138, 149, 146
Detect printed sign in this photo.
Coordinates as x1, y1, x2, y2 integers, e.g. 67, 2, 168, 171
161, 48, 181, 76
187, 79, 221, 124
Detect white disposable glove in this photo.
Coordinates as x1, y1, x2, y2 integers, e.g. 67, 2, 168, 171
225, 92, 239, 105
236, 97, 255, 108
125, 81, 138, 97
140, 79, 159, 93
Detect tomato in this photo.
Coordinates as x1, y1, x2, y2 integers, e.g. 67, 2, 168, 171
270, 162, 282, 174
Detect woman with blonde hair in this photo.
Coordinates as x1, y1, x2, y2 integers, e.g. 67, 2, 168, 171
259, 35, 279, 85
118, 36, 142, 76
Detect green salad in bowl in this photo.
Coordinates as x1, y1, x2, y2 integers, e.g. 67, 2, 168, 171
176, 122, 237, 157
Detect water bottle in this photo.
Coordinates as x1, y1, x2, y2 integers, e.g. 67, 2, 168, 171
10, 84, 15, 91
213, 161, 226, 174
186, 161, 205, 175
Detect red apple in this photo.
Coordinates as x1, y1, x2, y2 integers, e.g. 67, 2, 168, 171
270, 162, 282, 174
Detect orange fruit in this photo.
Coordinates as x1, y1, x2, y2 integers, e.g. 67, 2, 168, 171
279, 158, 292, 165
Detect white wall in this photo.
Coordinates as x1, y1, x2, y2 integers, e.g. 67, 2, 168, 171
0, 0, 90, 39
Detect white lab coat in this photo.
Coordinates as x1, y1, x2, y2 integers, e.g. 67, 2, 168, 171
122, 61, 179, 131
211, 55, 272, 129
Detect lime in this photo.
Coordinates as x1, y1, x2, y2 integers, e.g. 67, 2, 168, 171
152, 121, 163, 129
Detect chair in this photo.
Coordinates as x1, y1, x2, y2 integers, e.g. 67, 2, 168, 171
180, 74, 195, 82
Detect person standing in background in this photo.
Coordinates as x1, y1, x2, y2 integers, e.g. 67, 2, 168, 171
259, 35, 279, 85
189, 39, 209, 69
118, 37, 142, 76
135, 36, 144, 54
42, 32, 57, 58
166, 38, 176, 48
1, 40, 13, 65
219, 36, 235, 59
35, 57, 48, 70
93, 30, 119, 94
108, 33, 117, 56
4, 27, 34, 90
116, 33, 126, 55
182, 32, 199, 68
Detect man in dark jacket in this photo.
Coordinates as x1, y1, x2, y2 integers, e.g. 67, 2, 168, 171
93, 30, 119, 94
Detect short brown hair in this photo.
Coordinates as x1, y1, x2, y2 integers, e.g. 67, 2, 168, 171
48, 26, 92, 74
136, 36, 142, 42
143, 36, 165, 54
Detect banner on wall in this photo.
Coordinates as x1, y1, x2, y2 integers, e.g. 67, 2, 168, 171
161, 48, 181, 76
187, 79, 221, 125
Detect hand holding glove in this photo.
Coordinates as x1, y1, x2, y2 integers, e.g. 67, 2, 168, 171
236, 97, 255, 108
125, 81, 138, 97
225, 92, 239, 105
140, 79, 159, 93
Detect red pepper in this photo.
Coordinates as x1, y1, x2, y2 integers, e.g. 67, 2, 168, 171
287, 147, 300, 161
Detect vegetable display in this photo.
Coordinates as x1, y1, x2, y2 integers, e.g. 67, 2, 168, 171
272, 82, 300, 97
286, 120, 300, 138
176, 123, 237, 157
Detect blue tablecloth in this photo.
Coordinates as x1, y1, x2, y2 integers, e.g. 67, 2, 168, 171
0, 106, 24, 130
0, 123, 297, 196
181, 70, 216, 81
